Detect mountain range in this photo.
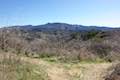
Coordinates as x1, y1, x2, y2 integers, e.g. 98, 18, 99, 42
10, 23, 119, 32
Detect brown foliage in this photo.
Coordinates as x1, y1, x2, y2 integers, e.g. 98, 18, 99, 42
0, 27, 120, 61
105, 63, 120, 80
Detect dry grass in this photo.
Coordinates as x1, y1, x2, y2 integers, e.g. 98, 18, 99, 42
0, 51, 113, 80
22, 57, 112, 80
0, 52, 50, 80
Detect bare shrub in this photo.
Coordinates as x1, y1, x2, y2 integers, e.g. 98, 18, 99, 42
105, 62, 120, 80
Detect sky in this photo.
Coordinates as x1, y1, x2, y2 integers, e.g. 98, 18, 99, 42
0, 0, 120, 27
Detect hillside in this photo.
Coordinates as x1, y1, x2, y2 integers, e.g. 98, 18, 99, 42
0, 23, 120, 61
0, 23, 120, 80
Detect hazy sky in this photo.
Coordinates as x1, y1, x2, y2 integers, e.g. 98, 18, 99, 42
0, 0, 120, 27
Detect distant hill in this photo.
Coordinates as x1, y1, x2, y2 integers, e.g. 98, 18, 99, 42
10, 23, 118, 32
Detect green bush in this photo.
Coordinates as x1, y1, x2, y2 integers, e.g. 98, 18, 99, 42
81, 30, 99, 40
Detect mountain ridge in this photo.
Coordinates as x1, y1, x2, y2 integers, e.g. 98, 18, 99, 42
8, 23, 119, 32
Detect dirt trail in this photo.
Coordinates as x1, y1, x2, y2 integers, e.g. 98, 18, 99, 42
81, 63, 111, 80
22, 57, 112, 80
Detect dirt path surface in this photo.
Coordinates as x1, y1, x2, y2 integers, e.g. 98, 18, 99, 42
22, 57, 112, 80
